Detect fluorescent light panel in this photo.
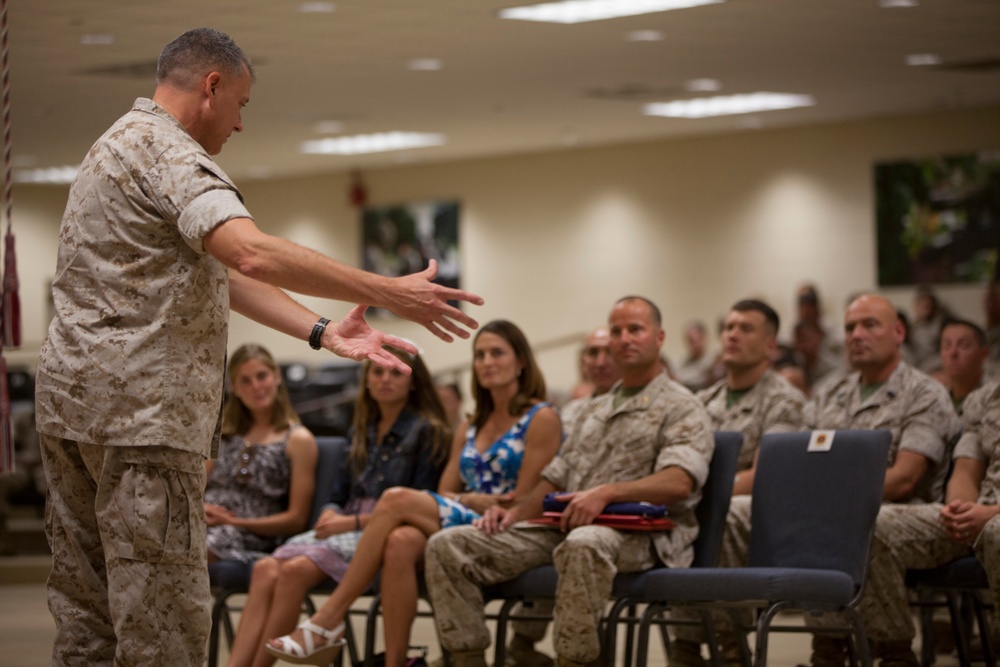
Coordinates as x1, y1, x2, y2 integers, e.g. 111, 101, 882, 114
15, 165, 80, 184
301, 132, 445, 155
645, 92, 814, 118
499, 0, 724, 24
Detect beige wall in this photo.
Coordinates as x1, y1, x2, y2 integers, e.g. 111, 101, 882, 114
12, 104, 1000, 400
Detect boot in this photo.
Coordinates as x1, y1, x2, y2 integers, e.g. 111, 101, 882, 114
875, 640, 919, 667
554, 657, 602, 667
505, 633, 555, 667
451, 650, 489, 667
670, 639, 707, 667
801, 636, 848, 667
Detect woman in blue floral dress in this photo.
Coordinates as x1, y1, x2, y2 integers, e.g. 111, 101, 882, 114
267, 320, 562, 667
226, 346, 450, 667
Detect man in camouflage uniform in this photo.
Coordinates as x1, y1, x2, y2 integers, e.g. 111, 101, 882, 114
425, 296, 714, 667
803, 294, 961, 667
855, 379, 1000, 667
35, 28, 480, 667
505, 327, 622, 667
671, 299, 807, 667
936, 318, 988, 414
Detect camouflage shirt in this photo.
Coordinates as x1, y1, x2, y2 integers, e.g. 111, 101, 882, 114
35, 98, 252, 457
806, 361, 960, 503
697, 369, 806, 471
542, 371, 714, 568
953, 380, 1000, 505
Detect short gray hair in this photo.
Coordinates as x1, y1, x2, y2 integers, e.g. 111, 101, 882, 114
157, 28, 254, 89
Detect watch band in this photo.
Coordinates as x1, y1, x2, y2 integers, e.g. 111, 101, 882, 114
309, 317, 331, 350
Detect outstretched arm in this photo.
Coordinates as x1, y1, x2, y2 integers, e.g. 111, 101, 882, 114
206, 216, 484, 341
228, 271, 418, 373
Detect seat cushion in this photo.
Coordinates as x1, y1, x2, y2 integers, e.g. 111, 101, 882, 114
905, 556, 988, 589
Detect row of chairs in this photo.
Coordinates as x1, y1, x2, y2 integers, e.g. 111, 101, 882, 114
208, 430, 995, 667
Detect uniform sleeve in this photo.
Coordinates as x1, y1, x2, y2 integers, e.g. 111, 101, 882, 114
761, 383, 807, 435
144, 150, 252, 253
953, 383, 997, 463
654, 397, 713, 492
898, 381, 961, 465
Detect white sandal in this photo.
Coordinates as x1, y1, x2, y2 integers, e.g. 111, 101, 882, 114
265, 619, 346, 665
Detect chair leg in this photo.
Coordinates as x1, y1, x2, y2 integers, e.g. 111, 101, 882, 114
635, 603, 665, 667
365, 594, 381, 667
948, 592, 975, 667
917, 590, 937, 667
971, 593, 996, 667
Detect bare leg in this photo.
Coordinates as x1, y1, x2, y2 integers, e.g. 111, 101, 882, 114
227, 557, 281, 667
267, 488, 441, 651
382, 526, 428, 667
249, 557, 328, 667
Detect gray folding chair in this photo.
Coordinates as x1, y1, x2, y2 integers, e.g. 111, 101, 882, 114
633, 429, 891, 667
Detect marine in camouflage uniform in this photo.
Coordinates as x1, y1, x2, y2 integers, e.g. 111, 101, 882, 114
426, 298, 714, 667
802, 295, 961, 667
35, 90, 248, 666
35, 29, 480, 667
855, 380, 1000, 665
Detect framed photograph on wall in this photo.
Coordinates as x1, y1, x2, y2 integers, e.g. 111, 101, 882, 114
875, 150, 1000, 286
361, 200, 461, 315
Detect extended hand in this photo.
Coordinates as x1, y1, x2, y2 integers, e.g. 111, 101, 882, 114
324, 305, 419, 374
388, 260, 484, 342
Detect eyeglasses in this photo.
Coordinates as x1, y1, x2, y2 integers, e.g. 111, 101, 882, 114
235, 445, 256, 485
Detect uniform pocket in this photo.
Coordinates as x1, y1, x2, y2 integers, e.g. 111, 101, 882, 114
106, 449, 206, 564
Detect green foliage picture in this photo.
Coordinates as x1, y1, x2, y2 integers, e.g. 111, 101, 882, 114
876, 151, 1000, 286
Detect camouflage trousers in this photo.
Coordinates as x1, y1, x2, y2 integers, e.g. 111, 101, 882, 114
40, 435, 210, 666
672, 495, 752, 643
425, 523, 659, 663
854, 503, 1000, 642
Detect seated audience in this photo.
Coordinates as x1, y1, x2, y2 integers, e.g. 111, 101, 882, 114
672, 320, 716, 392
909, 285, 950, 373
435, 379, 464, 431
802, 295, 961, 667
424, 296, 714, 667
856, 379, 1000, 667
934, 318, 988, 413
225, 346, 450, 667
205, 344, 319, 566
671, 299, 807, 667
265, 320, 562, 667
793, 319, 845, 393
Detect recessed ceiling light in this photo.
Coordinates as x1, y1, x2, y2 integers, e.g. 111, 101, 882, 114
906, 53, 942, 66
14, 165, 80, 184
80, 34, 115, 46
627, 30, 664, 42
298, 2, 335, 12
685, 78, 721, 92
644, 92, 815, 118
499, 0, 724, 24
408, 58, 443, 71
301, 132, 446, 155
879, 0, 918, 7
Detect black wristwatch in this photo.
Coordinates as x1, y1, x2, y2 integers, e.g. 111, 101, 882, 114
309, 317, 331, 350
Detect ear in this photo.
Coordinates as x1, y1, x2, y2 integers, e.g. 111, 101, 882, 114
203, 71, 222, 100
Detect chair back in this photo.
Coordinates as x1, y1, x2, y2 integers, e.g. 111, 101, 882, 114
310, 436, 351, 527
690, 431, 743, 567
747, 429, 890, 586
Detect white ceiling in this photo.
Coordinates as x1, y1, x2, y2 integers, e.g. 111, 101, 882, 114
10, 0, 1000, 182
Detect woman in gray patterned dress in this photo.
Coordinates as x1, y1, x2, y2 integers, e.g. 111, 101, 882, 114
226, 345, 450, 667
204, 344, 319, 564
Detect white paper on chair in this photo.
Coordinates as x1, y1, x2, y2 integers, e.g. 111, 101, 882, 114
807, 430, 835, 452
